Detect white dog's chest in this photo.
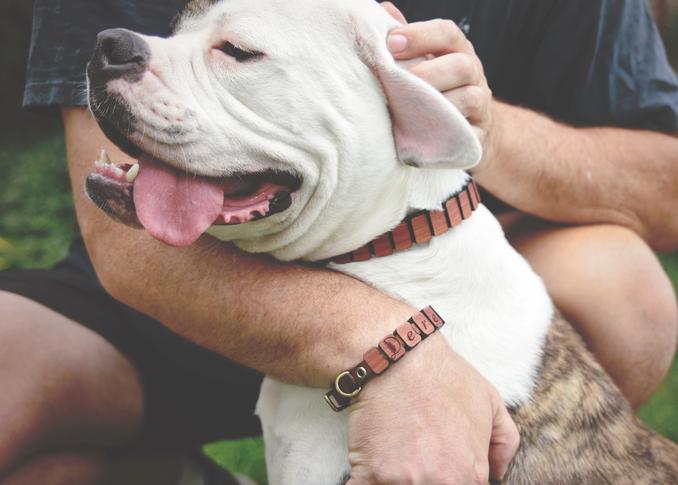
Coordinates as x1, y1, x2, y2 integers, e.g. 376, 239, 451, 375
256, 206, 554, 484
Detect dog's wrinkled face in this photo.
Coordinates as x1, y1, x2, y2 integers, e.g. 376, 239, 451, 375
86, 0, 480, 260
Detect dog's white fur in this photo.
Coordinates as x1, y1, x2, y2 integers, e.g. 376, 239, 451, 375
109, 0, 554, 482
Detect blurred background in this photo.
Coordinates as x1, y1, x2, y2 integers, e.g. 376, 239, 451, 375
0, 0, 677, 482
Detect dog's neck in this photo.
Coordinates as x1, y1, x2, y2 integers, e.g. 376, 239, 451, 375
407, 168, 470, 212
288, 167, 470, 262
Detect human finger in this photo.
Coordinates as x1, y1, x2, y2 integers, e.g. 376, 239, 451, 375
443, 85, 489, 122
410, 52, 480, 91
380, 1, 408, 24
488, 399, 521, 481
387, 18, 472, 58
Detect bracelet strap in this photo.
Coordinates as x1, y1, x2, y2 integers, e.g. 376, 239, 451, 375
325, 306, 445, 412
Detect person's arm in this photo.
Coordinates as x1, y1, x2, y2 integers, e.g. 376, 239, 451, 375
384, 2, 678, 254
63, 106, 518, 482
475, 103, 678, 253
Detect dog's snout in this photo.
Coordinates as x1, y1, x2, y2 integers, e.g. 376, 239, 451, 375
89, 28, 150, 81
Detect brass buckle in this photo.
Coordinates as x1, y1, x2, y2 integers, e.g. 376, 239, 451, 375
324, 370, 363, 412
324, 392, 349, 412
334, 370, 362, 398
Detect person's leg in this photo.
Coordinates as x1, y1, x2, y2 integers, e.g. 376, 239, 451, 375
3, 450, 183, 485
506, 221, 678, 409
0, 291, 182, 485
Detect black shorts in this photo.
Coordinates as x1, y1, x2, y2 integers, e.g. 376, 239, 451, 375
0, 237, 263, 451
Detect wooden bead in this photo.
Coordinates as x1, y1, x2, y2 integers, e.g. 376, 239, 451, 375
379, 335, 406, 361
471, 180, 482, 204
352, 245, 371, 262
459, 190, 472, 219
411, 313, 435, 336
333, 253, 352, 264
445, 198, 463, 227
363, 347, 389, 375
395, 322, 422, 349
468, 186, 479, 210
372, 233, 394, 257
429, 210, 449, 236
392, 221, 413, 251
411, 213, 432, 244
423, 306, 445, 328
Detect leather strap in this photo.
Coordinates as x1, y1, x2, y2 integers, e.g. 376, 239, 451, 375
328, 179, 481, 265
325, 306, 445, 412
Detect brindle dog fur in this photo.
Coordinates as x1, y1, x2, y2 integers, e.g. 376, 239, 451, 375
504, 315, 678, 484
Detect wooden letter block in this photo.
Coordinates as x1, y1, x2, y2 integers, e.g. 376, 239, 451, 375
371, 233, 394, 257
459, 190, 472, 219
395, 322, 422, 349
429, 210, 449, 236
468, 186, 479, 210
392, 222, 413, 251
379, 335, 406, 361
333, 253, 352, 264
410, 214, 432, 244
352, 245, 371, 262
445, 198, 463, 227
363, 347, 389, 375
471, 180, 482, 205
422, 306, 445, 328
411, 313, 435, 336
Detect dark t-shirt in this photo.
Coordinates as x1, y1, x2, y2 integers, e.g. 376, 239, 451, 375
25, 0, 678, 131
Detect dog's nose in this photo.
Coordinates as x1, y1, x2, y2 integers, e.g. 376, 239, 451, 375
89, 28, 150, 81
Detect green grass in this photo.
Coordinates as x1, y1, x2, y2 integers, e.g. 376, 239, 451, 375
0, 134, 76, 270
1, 132, 677, 483
204, 438, 268, 484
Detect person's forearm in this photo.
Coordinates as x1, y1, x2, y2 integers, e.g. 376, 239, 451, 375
475, 101, 678, 252
63, 107, 415, 388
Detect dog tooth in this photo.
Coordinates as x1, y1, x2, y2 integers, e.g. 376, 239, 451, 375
100, 149, 111, 164
113, 166, 125, 178
126, 163, 140, 182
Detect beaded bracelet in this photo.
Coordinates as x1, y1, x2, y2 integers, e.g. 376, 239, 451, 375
325, 306, 445, 411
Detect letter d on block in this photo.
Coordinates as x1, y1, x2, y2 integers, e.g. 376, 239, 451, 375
379, 336, 406, 361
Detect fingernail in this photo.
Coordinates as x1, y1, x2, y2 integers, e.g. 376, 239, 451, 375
387, 34, 408, 53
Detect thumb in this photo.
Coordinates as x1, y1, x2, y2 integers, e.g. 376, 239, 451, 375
488, 398, 520, 481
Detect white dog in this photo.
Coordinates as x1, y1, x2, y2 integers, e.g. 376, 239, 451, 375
86, 0, 678, 483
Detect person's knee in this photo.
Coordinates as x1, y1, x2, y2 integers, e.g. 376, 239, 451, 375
0, 294, 54, 471
512, 224, 678, 407
618, 237, 678, 397
0, 292, 143, 474
566, 226, 677, 405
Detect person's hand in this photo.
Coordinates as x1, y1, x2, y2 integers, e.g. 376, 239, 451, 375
346, 335, 520, 484
381, 2, 496, 167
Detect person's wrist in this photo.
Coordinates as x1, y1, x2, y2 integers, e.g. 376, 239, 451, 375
351, 331, 454, 406
343, 302, 417, 360
472, 99, 503, 179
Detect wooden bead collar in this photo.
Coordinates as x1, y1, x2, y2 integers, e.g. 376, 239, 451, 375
327, 178, 481, 265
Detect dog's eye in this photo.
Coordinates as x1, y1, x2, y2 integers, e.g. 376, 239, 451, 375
219, 41, 262, 62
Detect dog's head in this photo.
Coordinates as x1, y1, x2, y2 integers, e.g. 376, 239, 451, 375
86, 0, 481, 260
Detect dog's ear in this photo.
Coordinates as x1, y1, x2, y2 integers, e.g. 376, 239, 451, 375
352, 15, 482, 170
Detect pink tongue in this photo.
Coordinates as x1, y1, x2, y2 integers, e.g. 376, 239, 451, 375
134, 155, 224, 246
